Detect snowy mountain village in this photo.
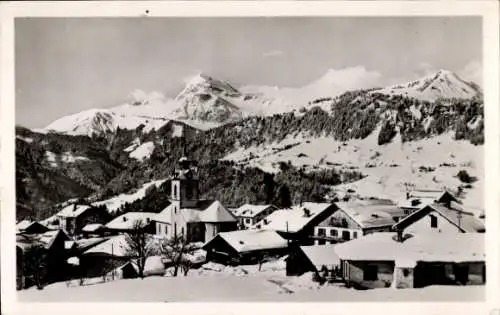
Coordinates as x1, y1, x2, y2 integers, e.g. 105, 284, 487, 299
16, 152, 486, 297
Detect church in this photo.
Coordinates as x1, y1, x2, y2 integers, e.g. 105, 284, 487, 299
154, 156, 238, 243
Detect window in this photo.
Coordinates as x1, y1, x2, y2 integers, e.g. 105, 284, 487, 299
245, 218, 251, 224
330, 229, 338, 237
181, 227, 185, 236
317, 228, 326, 236
173, 183, 178, 199
363, 265, 378, 281
164, 225, 168, 235
318, 239, 327, 245
353, 231, 358, 239
403, 268, 410, 277
430, 214, 438, 228
342, 230, 350, 241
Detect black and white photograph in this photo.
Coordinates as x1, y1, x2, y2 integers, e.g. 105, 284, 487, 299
2, 0, 499, 310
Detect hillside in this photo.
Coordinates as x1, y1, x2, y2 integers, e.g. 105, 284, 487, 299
16, 70, 484, 221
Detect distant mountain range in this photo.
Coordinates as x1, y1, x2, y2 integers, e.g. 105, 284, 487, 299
39, 70, 482, 138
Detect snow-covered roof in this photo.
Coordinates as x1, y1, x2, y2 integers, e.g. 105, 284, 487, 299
82, 223, 104, 233
56, 204, 91, 218
254, 202, 335, 233
397, 189, 458, 210
393, 202, 485, 233
16, 220, 32, 231
335, 232, 484, 263
232, 204, 275, 218
335, 200, 405, 229
16, 230, 69, 251
198, 201, 237, 223
299, 244, 340, 267
105, 212, 156, 231
155, 200, 236, 224
83, 235, 130, 257
206, 230, 287, 253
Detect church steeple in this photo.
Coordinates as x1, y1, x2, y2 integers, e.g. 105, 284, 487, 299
171, 156, 199, 209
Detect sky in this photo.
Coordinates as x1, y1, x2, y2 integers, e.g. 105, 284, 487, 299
15, 17, 482, 128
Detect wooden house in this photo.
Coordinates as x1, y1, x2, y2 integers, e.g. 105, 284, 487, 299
397, 189, 460, 215
55, 204, 111, 236
334, 232, 485, 289
286, 244, 341, 278
16, 220, 49, 235
252, 202, 337, 245
231, 204, 278, 229
203, 229, 288, 265
392, 202, 485, 237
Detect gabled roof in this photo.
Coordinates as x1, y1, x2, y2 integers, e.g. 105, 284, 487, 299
335, 200, 405, 229
155, 200, 236, 224
392, 202, 485, 233
16, 230, 70, 251
16, 220, 33, 231
198, 200, 237, 223
204, 230, 287, 253
299, 244, 340, 267
83, 234, 130, 257
56, 204, 92, 218
16, 220, 49, 234
232, 204, 275, 218
397, 189, 459, 209
335, 232, 484, 263
82, 223, 105, 233
105, 212, 156, 231
254, 202, 335, 233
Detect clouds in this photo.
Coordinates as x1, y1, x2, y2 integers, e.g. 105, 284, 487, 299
458, 60, 482, 85
262, 50, 284, 57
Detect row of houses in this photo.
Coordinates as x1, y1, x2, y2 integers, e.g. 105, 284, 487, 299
16, 156, 486, 291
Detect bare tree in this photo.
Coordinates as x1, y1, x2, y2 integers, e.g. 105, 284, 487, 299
23, 244, 47, 290
159, 234, 196, 277
124, 219, 154, 279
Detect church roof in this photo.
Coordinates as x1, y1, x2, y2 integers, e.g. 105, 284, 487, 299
198, 200, 237, 223
154, 200, 237, 224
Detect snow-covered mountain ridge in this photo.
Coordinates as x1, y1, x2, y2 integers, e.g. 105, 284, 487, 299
39, 69, 481, 137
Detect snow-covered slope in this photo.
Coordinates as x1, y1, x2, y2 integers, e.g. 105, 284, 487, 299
222, 128, 483, 209
375, 70, 482, 101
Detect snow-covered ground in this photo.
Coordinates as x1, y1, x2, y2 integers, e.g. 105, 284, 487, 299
222, 129, 483, 209
19, 263, 484, 302
93, 179, 167, 213
129, 141, 155, 161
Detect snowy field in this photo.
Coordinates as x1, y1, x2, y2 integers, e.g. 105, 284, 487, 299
19, 261, 485, 302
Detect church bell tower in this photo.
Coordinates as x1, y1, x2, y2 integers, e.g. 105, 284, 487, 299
171, 156, 200, 209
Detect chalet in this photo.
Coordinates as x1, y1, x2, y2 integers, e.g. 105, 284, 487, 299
392, 202, 485, 237
16, 230, 71, 289
16, 220, 49, 234
80, 234, 134, 279
55, 203, 111, 236
397, 189, 460, 214
105, 212, 157, 234
313, 199, 405, 244
155, 157, 237, 243
231, 204, 278, 229
253, 202, 337, 245
335, 232, 485, 289
203, 229, 288, 265
286, 244, 341, 278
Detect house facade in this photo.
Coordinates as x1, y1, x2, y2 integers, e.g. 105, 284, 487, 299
313, 200, 405, 245
155, 157, 237, 243
231, 204, 278, 229
392, 202, 485, 237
